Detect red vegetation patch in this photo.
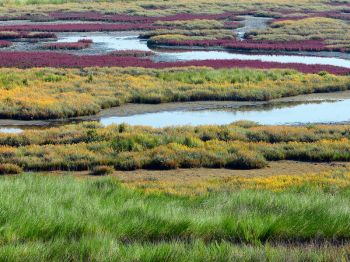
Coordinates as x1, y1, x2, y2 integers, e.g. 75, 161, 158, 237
0, 51, 348, 75
0, 23, 157, 32
42, 39, 93, 50
108, 50, 154, 57
0, 40, 11, 48
148, 38, 346, 52
77, 39, 93, 44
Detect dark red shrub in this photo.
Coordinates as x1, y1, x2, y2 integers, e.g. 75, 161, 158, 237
0, 40, 11, 48
108, 50, 154, 57
77, 39, 93, 44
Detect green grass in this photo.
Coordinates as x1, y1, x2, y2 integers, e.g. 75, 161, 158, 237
0, 174, 350, 261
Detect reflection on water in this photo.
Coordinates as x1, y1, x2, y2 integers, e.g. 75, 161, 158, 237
0, 128, 23, 134
58, 33, 150, 51
100, 100, 350, 127
152, 51, 350, 68
1, 100, 349, 132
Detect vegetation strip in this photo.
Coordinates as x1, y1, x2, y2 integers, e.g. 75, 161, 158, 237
0, 67, 348, 120
2, 121, 350, 172
0, 53, 348, 74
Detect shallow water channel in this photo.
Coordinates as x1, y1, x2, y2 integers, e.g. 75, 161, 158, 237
1, 98, 350, 133
99, 99, 350, 127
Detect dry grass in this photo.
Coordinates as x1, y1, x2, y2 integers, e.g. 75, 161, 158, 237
112, 161, 350, 195
249, 17, 350, 51
0, 67, 348, 120
0, 0, 346, 18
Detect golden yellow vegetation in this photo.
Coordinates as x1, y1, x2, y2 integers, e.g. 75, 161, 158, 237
0, 67, 349, 119
249, 17, 350, 51
0, 0, 345, 18
124, 170, 350, 195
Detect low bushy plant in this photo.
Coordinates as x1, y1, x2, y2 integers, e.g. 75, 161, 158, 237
89, 165, 115, 176
0, 163, 22, 175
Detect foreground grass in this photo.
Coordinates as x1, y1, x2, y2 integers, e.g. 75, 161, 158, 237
0, 174, 350, 261
2, 239, 350, 262
0, 67, 348, 119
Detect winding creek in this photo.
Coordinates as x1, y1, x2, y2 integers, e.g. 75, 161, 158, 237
0, 16, 350, 132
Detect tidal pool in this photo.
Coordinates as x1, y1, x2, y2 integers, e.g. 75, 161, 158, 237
57, 32, 150, 51
0, 128, 23, 134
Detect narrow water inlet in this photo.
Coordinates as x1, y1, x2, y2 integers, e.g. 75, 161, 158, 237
1, 99, 350, 133
99, 99, 350, 127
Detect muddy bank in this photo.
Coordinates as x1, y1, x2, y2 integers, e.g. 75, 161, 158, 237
114, 161, 350, 183
48, 161, 350, 182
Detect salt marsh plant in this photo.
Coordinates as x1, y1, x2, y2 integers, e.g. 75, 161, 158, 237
0, 67, 348, 120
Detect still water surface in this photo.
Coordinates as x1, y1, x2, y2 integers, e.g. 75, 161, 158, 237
100, 100, 350, 127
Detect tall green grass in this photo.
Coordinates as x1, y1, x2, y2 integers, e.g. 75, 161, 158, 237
0, 174, 350, 261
